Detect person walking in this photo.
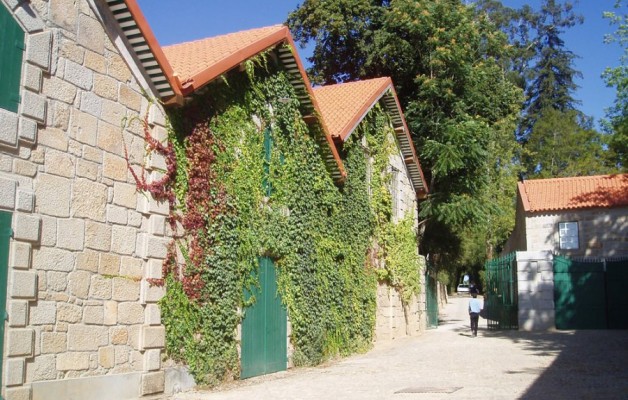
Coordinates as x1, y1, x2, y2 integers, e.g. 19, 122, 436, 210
468, 289, 482, 337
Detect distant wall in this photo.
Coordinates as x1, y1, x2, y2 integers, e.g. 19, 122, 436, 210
502, 193, 527, 254
524, 208, 628, 258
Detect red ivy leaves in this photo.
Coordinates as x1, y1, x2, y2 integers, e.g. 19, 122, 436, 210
124, 108, 179, 289
124, 110, 178, 227
179, 119, 228, 300
126, 105, 229, 303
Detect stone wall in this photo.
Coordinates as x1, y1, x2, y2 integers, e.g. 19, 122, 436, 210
388, 140, 417, 225
0, 1, 168, 399
516, 251, 555, 331
374, 134, 426, 341
524, 208, 628, 257
375, 281, 426, 341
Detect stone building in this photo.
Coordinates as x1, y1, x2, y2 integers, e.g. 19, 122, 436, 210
0, 0, 175, 398
500, 174, 628, 331
0, 0, 430, 397
503, 174, 628, 257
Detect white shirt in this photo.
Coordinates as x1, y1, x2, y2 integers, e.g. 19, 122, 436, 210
469, 298, 482, 314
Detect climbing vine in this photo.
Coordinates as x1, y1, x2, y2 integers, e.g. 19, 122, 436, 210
130, 47, 423, 386
356, 105, 424, 307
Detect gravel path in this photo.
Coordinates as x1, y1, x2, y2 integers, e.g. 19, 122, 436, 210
170, 296, 628, 400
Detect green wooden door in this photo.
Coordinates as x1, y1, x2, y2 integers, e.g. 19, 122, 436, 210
0, 3, 25, 112
0, 211, 12, 391
554, 256, 606, 329
241, 257, 287, 378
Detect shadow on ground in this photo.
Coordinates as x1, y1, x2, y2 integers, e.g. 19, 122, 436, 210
449, 323, 628, 399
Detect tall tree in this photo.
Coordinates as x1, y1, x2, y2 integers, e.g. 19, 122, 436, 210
477, 0, 584, 140
525, 107, 615, 177
602, 0, 628, 170
521, 0, 583, 140
288, 0, 523, 270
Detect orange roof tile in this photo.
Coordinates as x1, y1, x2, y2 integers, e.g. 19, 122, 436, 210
313, 78, 428, 196
313, 78, 391, 140
163, 25, 287, 94
519, 174, 628, 212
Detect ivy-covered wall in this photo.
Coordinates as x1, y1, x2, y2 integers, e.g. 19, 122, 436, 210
151, 50, 423, 386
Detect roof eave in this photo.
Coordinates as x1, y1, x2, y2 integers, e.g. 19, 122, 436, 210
283, 33, 346, 183
121, 0, 184, 104
518, 181, 531, 212
381, 86, 429, 196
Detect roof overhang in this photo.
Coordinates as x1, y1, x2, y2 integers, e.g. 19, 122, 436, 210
380, 85, 428, 198
104, 0, 184, 105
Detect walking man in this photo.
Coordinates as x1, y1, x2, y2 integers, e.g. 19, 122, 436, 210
468, 289, 482, 337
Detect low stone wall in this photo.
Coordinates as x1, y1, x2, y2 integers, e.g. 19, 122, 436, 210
375, 282, 426, 341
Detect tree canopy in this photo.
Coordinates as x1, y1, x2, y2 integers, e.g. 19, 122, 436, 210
603, 0, 628, 170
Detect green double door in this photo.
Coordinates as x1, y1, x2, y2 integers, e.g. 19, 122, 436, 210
241, 257, 287, 378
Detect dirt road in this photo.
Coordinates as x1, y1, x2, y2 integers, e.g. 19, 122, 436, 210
170, 296, 628, 400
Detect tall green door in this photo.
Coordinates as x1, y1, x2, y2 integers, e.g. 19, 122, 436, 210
241, 257, 287, 378
0, 211, 12, 391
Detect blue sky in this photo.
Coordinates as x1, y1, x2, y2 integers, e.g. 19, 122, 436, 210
137, 0, 623, 126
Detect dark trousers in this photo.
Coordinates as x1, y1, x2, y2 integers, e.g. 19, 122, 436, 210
470, 312, 479, 336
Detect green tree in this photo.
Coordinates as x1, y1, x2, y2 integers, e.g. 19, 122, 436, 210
288, 0, 523, 271
477, 0, 584, 140
522, 0, 583, 139
602, 0, 628, 170
525, 107, 615, 177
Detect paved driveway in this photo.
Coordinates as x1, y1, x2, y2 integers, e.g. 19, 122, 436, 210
170, 296, 628, 400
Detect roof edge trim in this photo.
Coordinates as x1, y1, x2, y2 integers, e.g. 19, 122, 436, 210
123, 0, 184, 102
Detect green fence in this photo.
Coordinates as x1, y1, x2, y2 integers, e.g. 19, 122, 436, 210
485, 252, 518, 330
425, 270, 438, 329
554, 255, 628, 330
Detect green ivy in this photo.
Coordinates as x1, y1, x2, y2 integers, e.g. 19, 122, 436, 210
151, 49, 422, 385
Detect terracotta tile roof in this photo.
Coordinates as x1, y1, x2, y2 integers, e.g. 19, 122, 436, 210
313, 78, 391, 140
313, 78, 428, 196
519, 174, 628, 212
163, 25, 287, 92
159, 23, 347, 181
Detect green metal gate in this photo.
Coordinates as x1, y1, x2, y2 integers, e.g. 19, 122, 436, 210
425, 270, 438, 328
240, 257, 287, 378
0, 211, 12, 391
485, 252, 518, 330
606, 258, 628, 329
554, 256, 628, 329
